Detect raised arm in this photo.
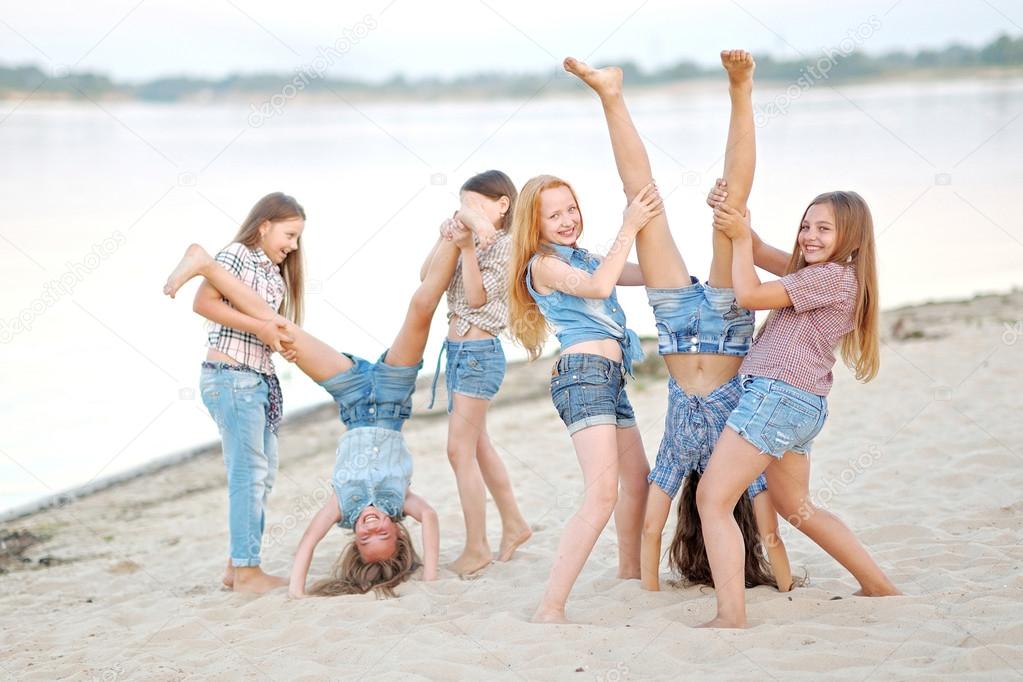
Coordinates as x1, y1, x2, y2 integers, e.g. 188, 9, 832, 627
641, 486, 672, 591
289, 494, 343, 598
751, 229, 790, 277
532, 183, 661, 299
403, 490, 439, 581
713, 204, 792, 310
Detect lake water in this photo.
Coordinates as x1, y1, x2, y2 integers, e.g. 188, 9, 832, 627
2, 76, 1021, 516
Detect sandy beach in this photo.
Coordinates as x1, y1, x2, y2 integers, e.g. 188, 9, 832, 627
2, 290, 1022, 680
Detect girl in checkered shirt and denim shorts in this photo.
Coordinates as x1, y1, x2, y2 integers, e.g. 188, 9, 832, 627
699, 175, 901, 625
163, 192, 306, 594
423, 170, 531, 578
565, 53, 795, 600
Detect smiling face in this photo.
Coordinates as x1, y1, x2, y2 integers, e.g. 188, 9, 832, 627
798, 202, 838, 264
538, 185, 582, 246
354, 505, 398, 563
259, 216, 304, 265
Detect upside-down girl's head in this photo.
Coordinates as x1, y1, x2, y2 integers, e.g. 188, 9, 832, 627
507, 174, 584, 359
460, 170, 518, 230
309, 509, 421, 598
234, 192, 306, 326
783, 191, 880, 382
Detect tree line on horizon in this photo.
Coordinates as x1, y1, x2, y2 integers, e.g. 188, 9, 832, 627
2, 33, 1021, 102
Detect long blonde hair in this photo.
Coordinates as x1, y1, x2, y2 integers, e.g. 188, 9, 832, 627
507, 175, 584, 359
775, 191, 879, 382
308, 522, 421, 598
231, 192, 305, 326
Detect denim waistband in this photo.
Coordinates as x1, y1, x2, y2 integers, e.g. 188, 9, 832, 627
201, 361, 283, 435
555, 352, 626, 376
427, 337, 503, 409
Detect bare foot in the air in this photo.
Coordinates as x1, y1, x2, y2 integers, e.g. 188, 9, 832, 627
449, 547, 493, 577
497, 524, 532, 562
163, 243, 213, 298
563, 57, 622, 99
720, 49, 755, 92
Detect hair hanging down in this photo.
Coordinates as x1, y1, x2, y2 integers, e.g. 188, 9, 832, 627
231, 191, 306, 326
507, 174, 585, 359
309, 522, 421, 598
667, 471, 776, 589
461, 170, 518, 230
774, 190, 880, 382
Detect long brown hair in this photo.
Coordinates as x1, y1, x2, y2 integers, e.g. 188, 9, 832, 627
231, 192, 306, 326
667, 471, 776, 589
507, 175, 584, 359
309, 522, 421, 598
461, 170, 517, 230
770, 191, 880, 382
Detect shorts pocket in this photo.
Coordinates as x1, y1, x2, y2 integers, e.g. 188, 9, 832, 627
760, 395, 820, 453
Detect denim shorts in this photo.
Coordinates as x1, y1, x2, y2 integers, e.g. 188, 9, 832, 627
648, 376, 767, 500
550, 353, 636, 435
646, 277, 756, 357
317, 351, 423, 431
428, 337, 506, 412
725, 376, 828, 458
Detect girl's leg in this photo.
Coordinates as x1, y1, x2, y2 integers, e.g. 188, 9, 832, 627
765, 452, 900, 597
752, 492, 793, 592
446, 393, 495, 576
709, 50, 757, 288
695, 428, 774, 628
613, 425, 648, 579
475, 426, 532, 561
534, 424, 621, 623
383, 240, 462, 367
564, 58, 690, 288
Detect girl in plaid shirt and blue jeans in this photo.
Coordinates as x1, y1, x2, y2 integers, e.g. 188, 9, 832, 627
163, 192, 306, 594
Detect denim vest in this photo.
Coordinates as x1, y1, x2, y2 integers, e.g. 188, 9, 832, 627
525, 243, 644, 375
333, 427, 411, 529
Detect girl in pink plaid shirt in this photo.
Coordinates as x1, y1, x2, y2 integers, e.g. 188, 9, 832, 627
696, 179, 901, 626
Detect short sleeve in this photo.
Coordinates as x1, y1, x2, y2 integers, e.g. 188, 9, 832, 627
214, 242, 249, 278
780, 262, 853, 314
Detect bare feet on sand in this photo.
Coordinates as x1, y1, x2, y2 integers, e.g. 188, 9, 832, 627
563, 57, 622, 99
720, 49, 755, 91
222, 559, 235, 589
696, 616, 748, 629
449, 548, 493, 578
531, 605, 570, 625
497, 525, 532, 563
163, 244, 212, 298
231, 566, 288, 594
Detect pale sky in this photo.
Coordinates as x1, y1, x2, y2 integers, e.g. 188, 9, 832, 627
1, 0, 1018, 82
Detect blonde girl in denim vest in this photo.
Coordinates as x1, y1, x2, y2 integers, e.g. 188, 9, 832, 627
509, 169, 662, 622
163, 215, 483, 597
562, 53, 797, 597
698, 181, 901, 625
421, 170, 532, 577
163, 192, 305, 594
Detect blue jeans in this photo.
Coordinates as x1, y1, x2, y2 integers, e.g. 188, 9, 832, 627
646, 277, 756, 357
318, 351, 422, 431
200, 364, 278, 567
725, 376, 828, 458
550, 354, 636, 435
428, 337, 506, 412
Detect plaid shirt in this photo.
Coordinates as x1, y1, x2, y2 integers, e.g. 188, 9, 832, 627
446, 229, 511, 337
739, 262, 858, 396
206, 242, 285, 375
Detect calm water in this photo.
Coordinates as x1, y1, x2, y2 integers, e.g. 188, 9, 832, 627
2, 76, 1021, 515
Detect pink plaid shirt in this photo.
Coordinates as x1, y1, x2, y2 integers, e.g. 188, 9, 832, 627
739, 262, 858, 396
206, 242, 285, 375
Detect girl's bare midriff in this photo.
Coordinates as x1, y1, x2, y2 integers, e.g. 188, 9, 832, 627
447, 315, 496, 341
560, 338, 623, 363
665, 353, 742, 397
206, 348, 240, 364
